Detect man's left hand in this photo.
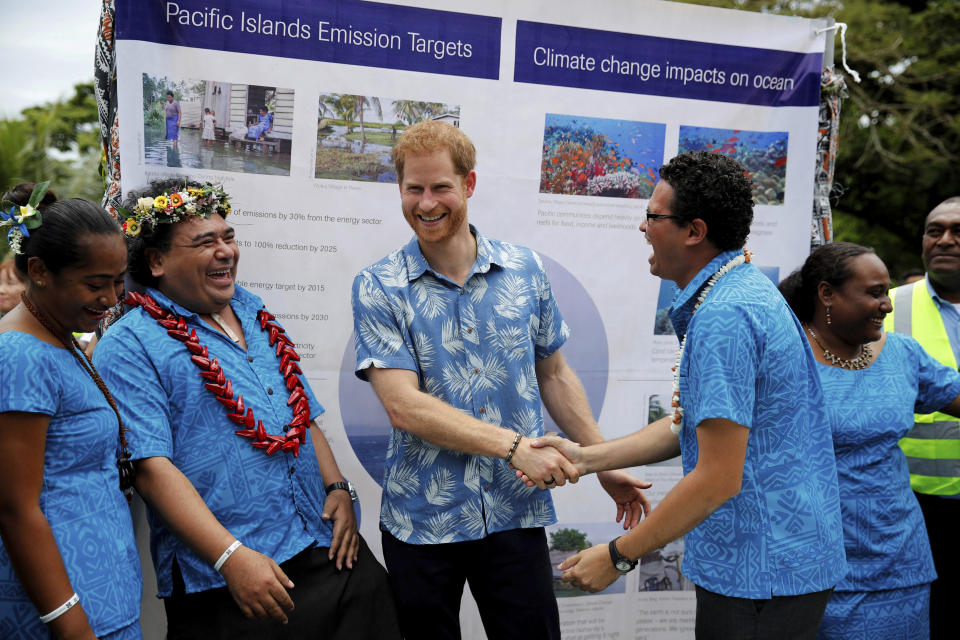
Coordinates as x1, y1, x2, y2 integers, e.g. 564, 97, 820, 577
597, 470, 652, 530
322, 490, 359, 570
559, 543, 620, 593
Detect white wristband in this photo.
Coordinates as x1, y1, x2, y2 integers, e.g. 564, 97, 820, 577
39, 592, 79, 624
214, 540, 243, 573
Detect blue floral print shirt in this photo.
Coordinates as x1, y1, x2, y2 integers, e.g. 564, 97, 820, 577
0, 332, 141, 636
94, 286, 332, 596
670, 249, 847, 599
352, 227, 567, 544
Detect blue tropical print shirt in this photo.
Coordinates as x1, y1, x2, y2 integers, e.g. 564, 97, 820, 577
0, 332, 141, 636
670, 249, 847, 599
819, 332, 960, 592
94, 286, 332, 597
352, 227, 567, 544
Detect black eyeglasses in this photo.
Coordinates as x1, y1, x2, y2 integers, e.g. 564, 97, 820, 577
644, 213, 678, 222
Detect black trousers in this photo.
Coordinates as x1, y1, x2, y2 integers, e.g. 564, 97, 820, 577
694, 585, 833, 640
915, 491, 958, 640
381, 526, 561, 640
164, 538, 400, 640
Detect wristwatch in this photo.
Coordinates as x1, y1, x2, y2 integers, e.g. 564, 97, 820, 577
608, 537, 637, 574
325, 480, 358, 503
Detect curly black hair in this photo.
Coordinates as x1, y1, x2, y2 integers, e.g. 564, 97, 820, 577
122, 177, 205, 288
659, 151, 754, 251
778, 242, 877, 322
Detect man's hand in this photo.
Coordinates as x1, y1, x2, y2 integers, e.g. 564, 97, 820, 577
322, 489, 359, 570
514, 434, 584, 488
509, 437, 579, 489
597, 470, 652, 530
559, 543, 620, 593
219, 546, 295, 623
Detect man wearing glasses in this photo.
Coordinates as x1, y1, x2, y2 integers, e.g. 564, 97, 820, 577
533, 151, 846, 639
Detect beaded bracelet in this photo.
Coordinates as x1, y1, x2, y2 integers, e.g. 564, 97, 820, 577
39, 592, 79, 624
214, 540, 243, 573
504, 432, 522, 464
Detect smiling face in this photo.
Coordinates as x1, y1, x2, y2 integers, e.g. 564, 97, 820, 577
639, 180, 696, 286
31, 233, 127, 334
148, 214, 238, 315
922, 203, 960, 288
822, 253, 892, 345
399, 150, 475, 248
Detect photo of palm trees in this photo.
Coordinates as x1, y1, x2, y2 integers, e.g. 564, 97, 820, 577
315, 94, 460, 182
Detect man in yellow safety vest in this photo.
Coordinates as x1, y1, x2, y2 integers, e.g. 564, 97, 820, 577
884, 196, 960, 639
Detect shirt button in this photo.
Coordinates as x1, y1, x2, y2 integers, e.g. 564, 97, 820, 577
467, 328, 473, 334
248, 355, 254, 362
484, 485, 490, 492
460, 289, 465, 295
473, 368, 479, 374
479, 407, 485, 414
289, 467, 295, 475
267, 388, 274, 395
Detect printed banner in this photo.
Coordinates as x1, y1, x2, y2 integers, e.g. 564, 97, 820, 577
114, 1, 829, 637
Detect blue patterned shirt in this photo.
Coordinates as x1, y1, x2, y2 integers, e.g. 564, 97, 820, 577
94, 286, 332, 596
0, 332, 141, 636
352, 227, 567, 544
670, 249, 847, 599
819, 332, 960, 592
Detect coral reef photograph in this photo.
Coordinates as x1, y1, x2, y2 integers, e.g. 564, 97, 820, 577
539, 114, 666, 199
678, 126, 788, 205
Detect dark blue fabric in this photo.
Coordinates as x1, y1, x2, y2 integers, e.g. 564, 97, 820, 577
94, 286, 331, 596
0, 332, 142, 637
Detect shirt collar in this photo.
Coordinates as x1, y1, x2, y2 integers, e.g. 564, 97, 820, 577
925, 275, 950, 308
670, 249, 744, 313
143, 285, 261, 320
402, 224, 500, 283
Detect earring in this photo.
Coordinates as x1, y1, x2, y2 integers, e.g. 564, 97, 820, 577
826, 305, 832, 325
36, 281, 45, 288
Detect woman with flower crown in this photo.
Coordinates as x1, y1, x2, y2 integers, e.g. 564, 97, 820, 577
780, 242, 960, 639
0, 183, 142, 639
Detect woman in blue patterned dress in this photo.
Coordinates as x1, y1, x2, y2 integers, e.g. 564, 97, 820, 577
0, 186, 142, 639
246, 106, 273, 141
780, 242, 960, 640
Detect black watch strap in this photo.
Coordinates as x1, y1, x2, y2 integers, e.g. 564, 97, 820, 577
325, 481, 357, 502
608, 537, 637, 574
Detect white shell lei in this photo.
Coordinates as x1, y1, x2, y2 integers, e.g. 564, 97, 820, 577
670, 252, 750, 435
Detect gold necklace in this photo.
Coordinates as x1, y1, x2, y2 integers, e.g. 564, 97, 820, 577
805, 325, 872, 370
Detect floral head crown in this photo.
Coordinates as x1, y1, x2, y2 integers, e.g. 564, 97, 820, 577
118, 182, 231, 237
1, 181, 49, 255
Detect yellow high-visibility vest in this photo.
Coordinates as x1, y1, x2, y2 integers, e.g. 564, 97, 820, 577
885, 279, 960, 495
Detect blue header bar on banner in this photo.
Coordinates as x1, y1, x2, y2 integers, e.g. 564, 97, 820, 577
117, 0, 501, 80
514, 21, 822, 107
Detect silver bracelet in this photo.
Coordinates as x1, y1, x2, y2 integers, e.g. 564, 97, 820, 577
214, 540, 243, 573
39, 592, 79, 624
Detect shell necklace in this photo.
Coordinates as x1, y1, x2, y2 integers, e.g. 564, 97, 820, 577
805, 324, 872, 370
670, 251, 751, 435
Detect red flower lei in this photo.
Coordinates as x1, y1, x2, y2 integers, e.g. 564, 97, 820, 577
125, 291, 309, 456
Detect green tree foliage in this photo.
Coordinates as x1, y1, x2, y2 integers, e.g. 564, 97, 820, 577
675, 0, 960, 280
0, 82, 103, 258
550, 528, 591, 551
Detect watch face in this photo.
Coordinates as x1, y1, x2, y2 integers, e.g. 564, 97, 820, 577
615, 559, 633, 572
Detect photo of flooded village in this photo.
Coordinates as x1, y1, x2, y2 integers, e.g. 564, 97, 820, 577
316, 95, 460, 182
678, 126, 789, 205
142, 73, 293, 175
547, 523, 628, 597
539, 113, 666, 199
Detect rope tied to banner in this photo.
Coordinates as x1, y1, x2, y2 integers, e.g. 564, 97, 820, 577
816, 22, 861, 83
